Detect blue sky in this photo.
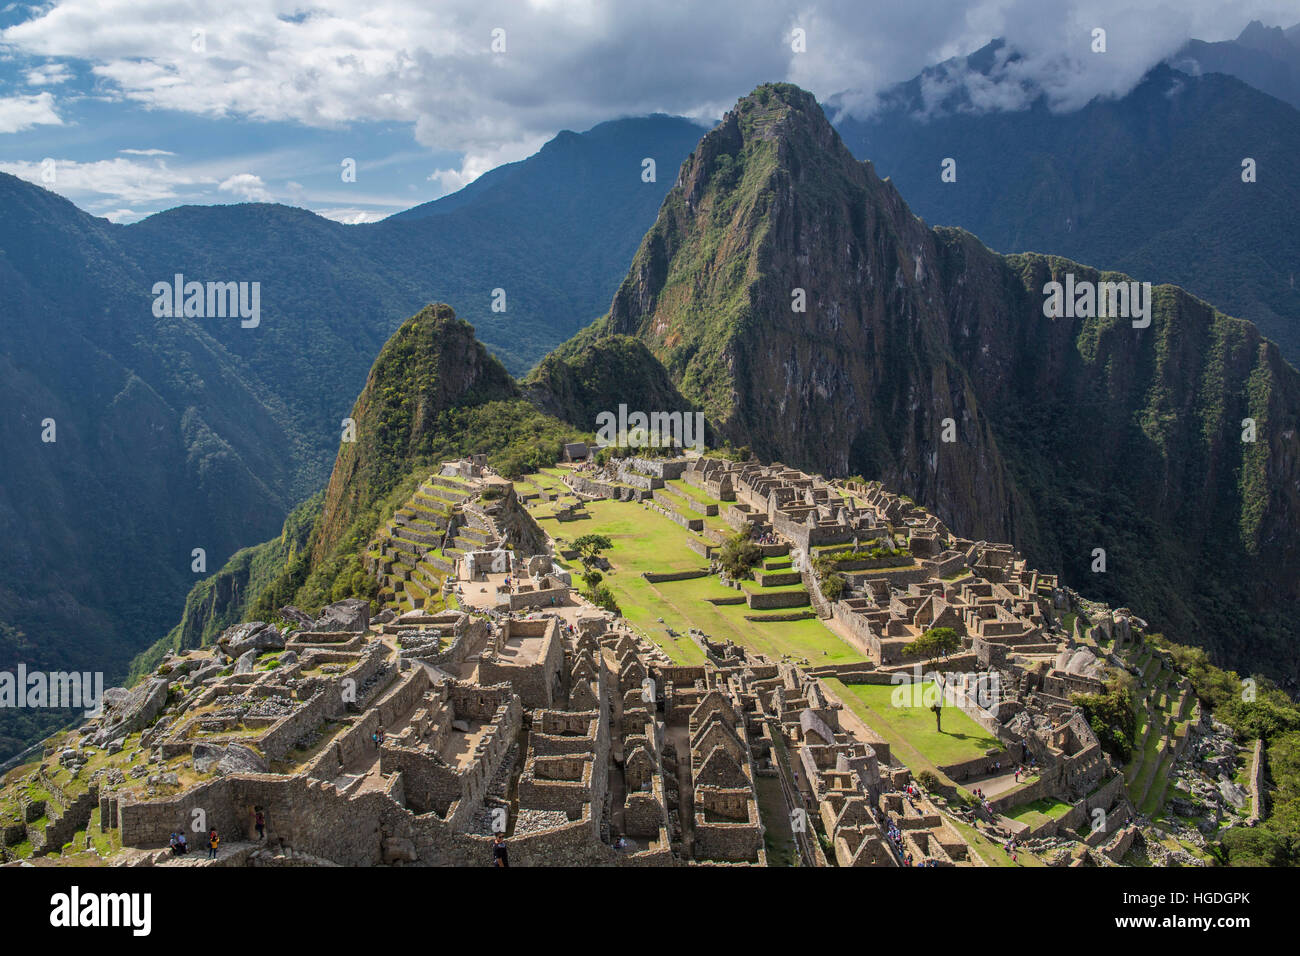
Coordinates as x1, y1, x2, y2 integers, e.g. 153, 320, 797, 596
0, 4, 471, 222
1, 0, 1293, 224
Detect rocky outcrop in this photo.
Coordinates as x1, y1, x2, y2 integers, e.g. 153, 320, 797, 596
95, 679, 169, 745
314, 599, 371, 633
217, 622, 286, 658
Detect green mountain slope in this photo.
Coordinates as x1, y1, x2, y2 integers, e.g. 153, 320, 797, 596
579, 82, 1300, 687
0, 116, 700, 759
251, 304, 585, 620
523, 330, 700, 432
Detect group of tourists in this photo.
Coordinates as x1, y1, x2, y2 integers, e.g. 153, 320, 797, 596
167, 805, 267, 860
970, 787, 995, 817
167, 829, 222, 858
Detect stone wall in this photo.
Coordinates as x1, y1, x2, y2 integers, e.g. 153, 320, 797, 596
643, 569, 710, 584
509, 580, 570, 611
476, 620, 564, 709
746, 589, 810, 610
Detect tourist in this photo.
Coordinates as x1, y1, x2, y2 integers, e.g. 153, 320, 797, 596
208, 829, 220, 859
169, 832, 181, 855
492, 832, 509, 867
177, 832, 188, 854
255, 807, 266, 841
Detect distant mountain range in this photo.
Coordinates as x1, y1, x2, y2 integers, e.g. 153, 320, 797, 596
1172, 19, 1300, 111
0, 114, 704, 755
832, 41, 1300, 364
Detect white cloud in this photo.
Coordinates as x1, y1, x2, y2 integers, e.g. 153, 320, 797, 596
0, 156, 207, 202
0, 91, 63, 132
11, 0, 1280, 151
314, 207, 387, 224
217, 172, 270, 201
24, 62, 73, 85
1, 0, 1295, 166
119, 147, 176, 156
427, 135, 545, 196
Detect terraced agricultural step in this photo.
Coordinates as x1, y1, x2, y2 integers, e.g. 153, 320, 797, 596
1141, 748, 1179, 816
403, 516, 448, 537
394, 524, 442, 546
385, 548, 418, 571
744, 589, 811, 610
402, 578, 430, 609
1133, 734, 1170, 809
1125, 716, 1153, 785
422, 478, 474, 498
754, 569, 803, 587
413, 492, 457, 512
385, 536, 426, 561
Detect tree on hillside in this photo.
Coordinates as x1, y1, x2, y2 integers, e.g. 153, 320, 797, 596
572, 534, 613, 572
903, 626, 962, 663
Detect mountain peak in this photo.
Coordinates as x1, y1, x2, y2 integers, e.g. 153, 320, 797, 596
311, 303, 517, 562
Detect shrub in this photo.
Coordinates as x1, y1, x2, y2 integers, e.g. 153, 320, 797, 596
719, 525, 762, 579
586, 584, 621, 615
1072, 686, 1136, 762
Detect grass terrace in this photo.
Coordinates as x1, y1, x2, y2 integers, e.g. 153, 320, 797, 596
1005, 797, 1073, 830
824, 679, 1002, 771
538, 497, 863, 666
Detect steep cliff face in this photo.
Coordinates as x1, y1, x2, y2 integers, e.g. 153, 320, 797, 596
592, 82, 1300, 682
605, 83, 1021, 541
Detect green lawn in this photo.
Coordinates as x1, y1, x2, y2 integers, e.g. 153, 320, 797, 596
538, 497, 862, 666
1005, 797, 1073, 830
824, 680, 1002, 769
665, 478, 718, 507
